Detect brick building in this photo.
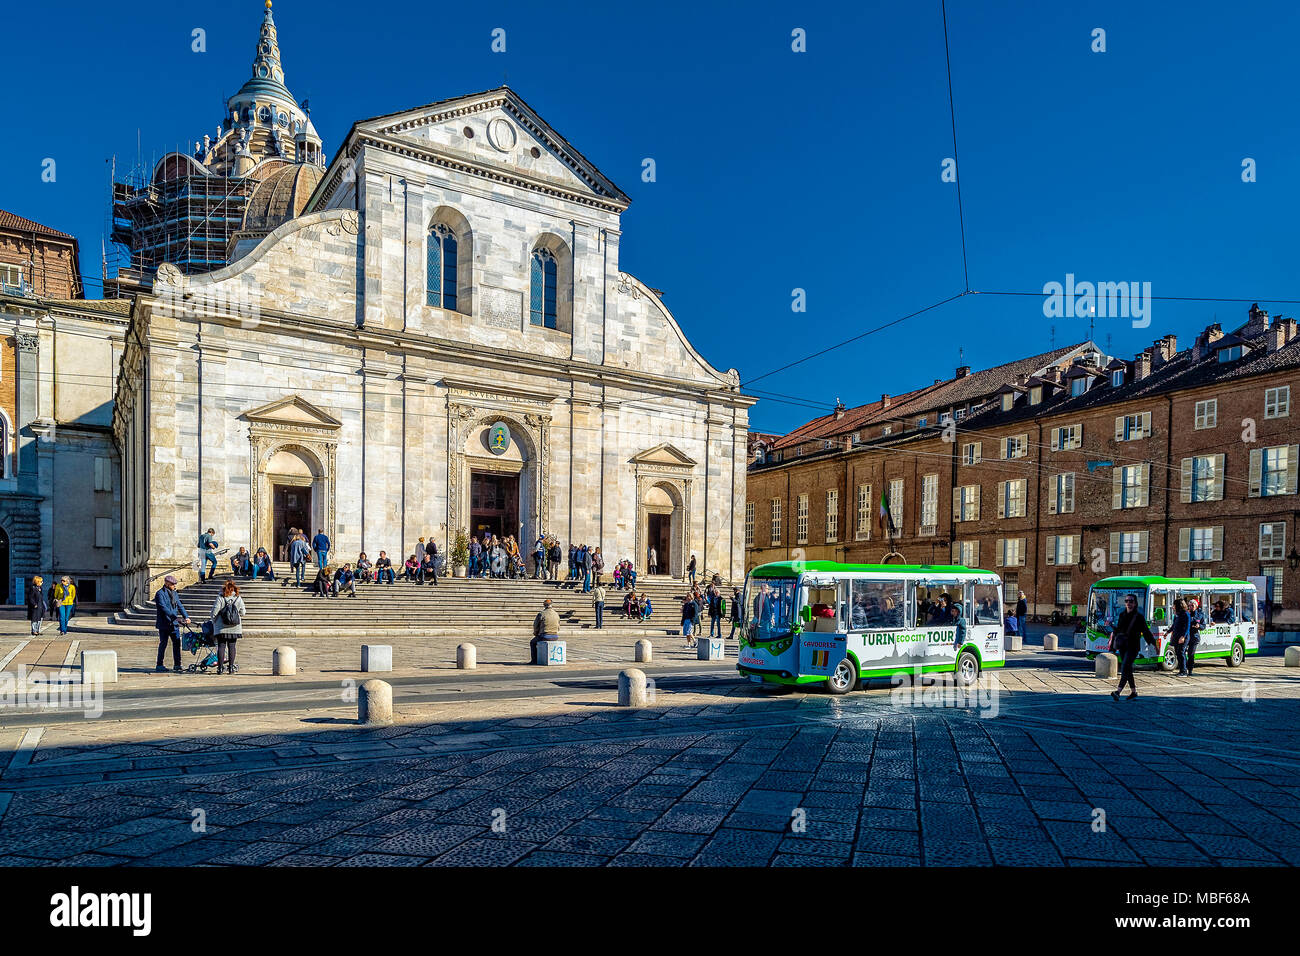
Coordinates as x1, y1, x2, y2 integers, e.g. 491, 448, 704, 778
0, 209, 83, 300
747, 307, 1300, 634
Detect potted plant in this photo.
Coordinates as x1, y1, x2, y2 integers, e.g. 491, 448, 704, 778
452, 529, 470, 578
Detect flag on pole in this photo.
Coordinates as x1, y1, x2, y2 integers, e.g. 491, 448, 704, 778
878, 489, 891, 534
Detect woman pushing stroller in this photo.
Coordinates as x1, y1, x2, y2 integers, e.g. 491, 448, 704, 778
210, 578, 246, 674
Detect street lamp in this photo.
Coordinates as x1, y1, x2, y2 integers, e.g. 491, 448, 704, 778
1076, 552, 1088, 574
1288, 547, 1300, 572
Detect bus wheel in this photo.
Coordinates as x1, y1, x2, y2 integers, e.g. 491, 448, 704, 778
826, 658, 857, 695
1158, 643, 1177, 672
955, 651, 979, 687
1227, 640, 1245, 667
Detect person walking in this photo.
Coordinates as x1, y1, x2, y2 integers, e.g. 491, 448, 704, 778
681, 589, 700, 647
53, 576, 77, 635
531, 599, 560, 664
1186, 597, 1205, 677
210, 578, 246, 675
311, 528, 331, 570
688, 554, 697, 587
592, 582, 607, 630
1171, 597, 1191, 676
26, 575, 45, 636
1111, 593, 1153, 701
154, 574, 191, 673
198, 527, 219, 581
729, 587, 743, 639
288, 531, 310, 586
707, 582, 723, 639
648, 545, 658, 575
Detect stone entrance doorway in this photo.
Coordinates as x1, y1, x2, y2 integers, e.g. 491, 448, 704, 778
272, 484, 313, 561
647, 512, 671, 574
470, 471, 519, 539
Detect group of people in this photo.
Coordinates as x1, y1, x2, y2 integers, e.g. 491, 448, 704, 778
678, 578, 728, 647
152, 573, 245, 674
23, 575, 78, 636
468, 533, 531, 579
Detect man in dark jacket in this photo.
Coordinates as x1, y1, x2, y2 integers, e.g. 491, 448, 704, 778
424, 538, 439, 585
311, 529, 331, 570
1111, 594, 1153, 700
154, 575, 192, 673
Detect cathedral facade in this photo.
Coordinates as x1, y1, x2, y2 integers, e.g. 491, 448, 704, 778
114, 82, 753, 596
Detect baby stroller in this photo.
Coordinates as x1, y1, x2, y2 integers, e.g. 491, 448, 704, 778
181, 620, 220, 673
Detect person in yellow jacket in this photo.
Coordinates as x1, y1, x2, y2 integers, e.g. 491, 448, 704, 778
53, 575, 76, 635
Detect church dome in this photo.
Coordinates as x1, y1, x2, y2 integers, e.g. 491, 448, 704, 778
242, 161, 324, 232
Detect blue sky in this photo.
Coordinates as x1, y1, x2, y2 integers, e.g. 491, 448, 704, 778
4, 0, 1300, 434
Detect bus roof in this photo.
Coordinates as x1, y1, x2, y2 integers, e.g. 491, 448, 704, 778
750, 560, 997, 579
1091, 575, 1254, 588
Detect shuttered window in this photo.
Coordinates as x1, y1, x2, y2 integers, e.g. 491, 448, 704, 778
1045, 534, 1080, 566
1050, 424, 1082, 451
1115, 411, 1152, 441
825, 490, 839, 543
998, 479, 1027, 518
919, 475, 938, 532
953, 484, 981, 522
1113, 463, 1150, 509
745, 502, 755, 548
856, 483, 871, 540
961, 442, 982, 465
770, 498, 782, 546
1109, 531, 1149, 564
1249, 445, 1300, 497
1194, 400, 1217, 429
1178, 526, 1223, 562
1050, 473, 1075, 514
1181, 455, 1225, 502
796, 494, 809, 544
1260, 522, 1286, 560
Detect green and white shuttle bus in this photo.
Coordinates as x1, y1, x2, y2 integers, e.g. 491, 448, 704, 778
736, 561, 1005, 693
1082, 575, 1259, 670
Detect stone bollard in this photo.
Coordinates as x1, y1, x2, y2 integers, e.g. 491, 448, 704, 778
697, 637, 725, 661
81, 650, 118, 685
634, 639, 652, 663
1285, 646, 1300, 668
272, 646, 297, 676
362, 644, 393, 673
618, 668, 648, 707
536, 640, 566, 665
358, 679, 393, 725
1004, 633, 1022, 652
1095, 652, 1119, 679
457, 643, 477, 669
1043, 633, 1059, 651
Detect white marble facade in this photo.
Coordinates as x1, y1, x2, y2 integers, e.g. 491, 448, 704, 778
115, 87, 753, 596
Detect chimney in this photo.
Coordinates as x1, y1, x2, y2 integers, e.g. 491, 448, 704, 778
1133, 350, 1152, 381
1269, 317, 1298, 352
833, 398, 846, 420
956, 365, 970, 378
1247, 303, 1270, 338
881, 393, 891, 408
1151, 334, 1177, 366
1192, 323, 1223, 361
1016, 373, 1029, 386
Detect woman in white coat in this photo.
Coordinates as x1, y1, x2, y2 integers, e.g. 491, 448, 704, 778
211, 578, 247, 675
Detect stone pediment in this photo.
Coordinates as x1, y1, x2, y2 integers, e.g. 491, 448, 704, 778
243, 395, 342, 430
631, 443, 696, 469
330, 87, 630, 213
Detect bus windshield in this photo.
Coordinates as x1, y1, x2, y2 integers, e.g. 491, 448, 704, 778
743, 577, 798, 642
1088, 588, 1143, 635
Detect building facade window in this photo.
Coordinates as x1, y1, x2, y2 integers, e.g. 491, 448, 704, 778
1110, 530, 1149, 564
1250, 445, 1298, 497
954, 484, 980, 522
1263, 566, 1285, 607
920, 474, 938, 532
961, 442, 982, 465
888, 478, 903, 533
1055, 572, 1072, 605
1070, 378, 1087, 397
1265, 386, 1291, 419
1002, 571, 1018, 605
856, 483, 871, 540
825, 489, 839, 543
1114, 463, 1150, 509
1260, 522, 1286, 560
1116, 411, 1152, 441
1194, 399, 1218, 429
770, 498, 782, 546
1001, 435, 1028, 459
999, 479, 1027, 518
745, 502, 755, 549
94, 517, 113, 549
426, 223, 458, 310
1046, 534, 1079, 566
530, 248, 559, 328
796, 494, 809, 544
955, 540, 979, 566
1050, 424, 1082, 451
1179, 526, 1222, 562
997, 537, 1025, 567
94, 456, 113, 492
1182, 454, 1224, 503
1050, 472, 1075, 514
1111, 369, 1124, 388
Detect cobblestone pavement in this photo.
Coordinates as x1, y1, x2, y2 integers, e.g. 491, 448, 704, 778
0, 649, 1297, 867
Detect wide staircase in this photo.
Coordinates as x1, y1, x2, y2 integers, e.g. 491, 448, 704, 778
110, 564, 734, 639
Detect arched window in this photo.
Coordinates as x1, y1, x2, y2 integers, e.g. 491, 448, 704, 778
530, 248, 558, 329
427, 223, 459, 311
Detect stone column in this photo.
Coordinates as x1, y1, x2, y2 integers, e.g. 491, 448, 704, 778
13, 330, 39, 476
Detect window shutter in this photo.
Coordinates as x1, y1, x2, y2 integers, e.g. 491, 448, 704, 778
1110, 532, 1120, 563
997, 482, 1006, 518
1115, 416, 1125, 441
1050, 428, 1059, 451
1141, 411, 1152, 437
1212, 526, 1224, 562
1017, 539, 1026, 566
999, 438, 1008, 460
972, 486, 981, 521
1138, 532, 1149, 564
973, 441, 982, 463
996, 539, 1004, 567
1213, 454, 1225, 500
1112, 470, 1123, 509
1289, 445, 1300, 495
972, 541, 980, 566
1048, 476, 1058, 514
1018, 434, 1029, 458
1178, 527, 1190, 562
1072, 534, 1081, 563
1138, 463, 1150, 507
1046, 535, 1057, 565
1180, 458, 1193, 503
1248, 449, 1263, 497
1064, 475, 1075, 513
953, 487, 962, 520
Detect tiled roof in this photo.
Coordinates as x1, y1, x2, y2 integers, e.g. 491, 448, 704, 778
770, 385, 937, 450
0, 209, 76, 241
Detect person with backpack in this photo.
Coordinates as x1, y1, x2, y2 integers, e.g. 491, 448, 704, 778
287, 531, 310, 586
53, 576, 77, 635
1111, 593, 1154, 701
198, 528, 219, 581
26, 575, 45, 636
154, 574, 191, 673
210, 578, 246, 675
